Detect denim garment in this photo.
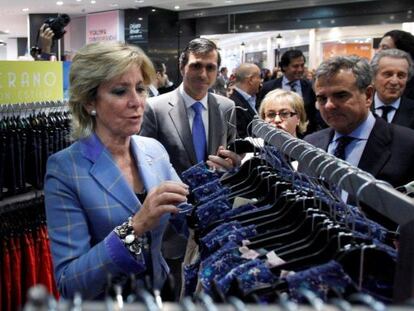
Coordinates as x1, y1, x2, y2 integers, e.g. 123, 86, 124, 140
181, 162, 223, 189
220, 204, 257, 220
197, 187, 231, 206
335, 203, 390, 244
216, 259, 262, 295
199, 241, 248, 295
196, 196, 232, 229
236, 259, 278, 296
263, 145, 293, 172
286, 260, 354, 303
200, 222, 257, 258
201, 221, 242, 247
183, 259, 201, 297
192, 179, 229, 203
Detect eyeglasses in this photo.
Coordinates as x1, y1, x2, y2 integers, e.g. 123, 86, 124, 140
265, 111, 298, 121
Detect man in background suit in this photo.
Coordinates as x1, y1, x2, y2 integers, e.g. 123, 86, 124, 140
230, 63, 261, 138
140, 38, 239, 298
212, 66, 229, 96
304, 55, 414, 229
257, 49, 325, 134
370, 48, 414, 130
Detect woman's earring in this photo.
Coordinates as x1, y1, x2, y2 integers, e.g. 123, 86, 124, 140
90, 110, 97, 116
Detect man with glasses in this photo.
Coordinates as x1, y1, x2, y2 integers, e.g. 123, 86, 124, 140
140, 38, 239, 298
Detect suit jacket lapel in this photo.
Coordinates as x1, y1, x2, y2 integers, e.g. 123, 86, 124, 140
207, 93, 224, 155
319, 129, 334, 151
80, 134, 138, 215
168, 90, 196, 163
130, 137, 161, 192
233, 90, 257, 117
392, 97, 414, 127
358, 118, 391, 176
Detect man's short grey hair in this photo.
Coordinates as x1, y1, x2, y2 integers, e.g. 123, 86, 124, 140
315, 55, 372, 91
370, 48, 413, 80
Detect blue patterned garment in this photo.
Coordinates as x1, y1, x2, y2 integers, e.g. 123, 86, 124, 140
236, 260, 278, 296
192, 179, 229, 203
220, 203, 257, 220
286, 260, 354, 303
181, 162, 223, 189
197, 187, 232, 205
200, 223, 257, 259
196, 196, 232, 229
183, 259, 201, 297
199, 241, 248, 295
216, 259, 273, 296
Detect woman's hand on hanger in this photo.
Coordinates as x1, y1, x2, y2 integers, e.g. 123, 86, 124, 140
132, 181, 189, 237
206, 145, 242, 172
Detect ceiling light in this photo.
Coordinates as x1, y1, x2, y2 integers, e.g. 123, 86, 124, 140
22, 8, 29, 12
151, 9, 156, 12
225, 0, 234, 3
91, 0, 96, 3
76, 0, 82, 2
135, 0, 144, 3
109, 3, 118, 7
174, 5, 180, 10
56, 1, 63, 5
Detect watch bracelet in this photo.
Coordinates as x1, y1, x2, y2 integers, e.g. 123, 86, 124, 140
114, 216, 147, 258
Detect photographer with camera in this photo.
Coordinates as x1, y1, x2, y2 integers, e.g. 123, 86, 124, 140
37, 24, 55, 60
31, 14, 70, 61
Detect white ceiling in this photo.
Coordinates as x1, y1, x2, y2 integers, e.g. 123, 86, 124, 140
0, 0, 278, 37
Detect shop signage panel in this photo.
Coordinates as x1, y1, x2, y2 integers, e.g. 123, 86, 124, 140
0, 61, 63, 105
87, 10, 121, 43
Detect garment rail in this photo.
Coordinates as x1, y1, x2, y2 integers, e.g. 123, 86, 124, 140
251, 118, 414, 302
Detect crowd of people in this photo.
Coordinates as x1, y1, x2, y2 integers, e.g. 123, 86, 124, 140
43, 29, 414, 300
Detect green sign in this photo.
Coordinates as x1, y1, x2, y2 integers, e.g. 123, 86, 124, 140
0, 61, 63, 104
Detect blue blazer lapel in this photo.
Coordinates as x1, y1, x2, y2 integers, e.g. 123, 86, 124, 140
80, 134, 138, 215
131, 137, 162, 192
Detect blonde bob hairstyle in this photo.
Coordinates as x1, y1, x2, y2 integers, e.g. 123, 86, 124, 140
259, 89, 309, 135
69, 41, 155, 139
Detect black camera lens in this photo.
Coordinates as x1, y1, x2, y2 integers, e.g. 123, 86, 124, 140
44, 14, 71, 40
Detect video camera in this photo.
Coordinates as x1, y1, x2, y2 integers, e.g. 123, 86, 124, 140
44, 14, 71, 40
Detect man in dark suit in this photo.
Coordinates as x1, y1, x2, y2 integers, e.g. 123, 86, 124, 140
370, 48, 414, 130
304, 55, 414, 229
212, 66, 229, 96
230, 63, 261, 138
257, 49, 325, 134
140, 38, 239, 298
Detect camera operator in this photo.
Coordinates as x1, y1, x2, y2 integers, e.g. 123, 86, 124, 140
37, 24, 56, 61
32, 14, 70, 61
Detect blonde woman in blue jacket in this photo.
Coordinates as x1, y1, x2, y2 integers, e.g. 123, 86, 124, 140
44, 41, 189, 299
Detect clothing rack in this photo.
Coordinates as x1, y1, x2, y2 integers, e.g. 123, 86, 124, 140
251, 119, 414, 302
0, 100, 67, 112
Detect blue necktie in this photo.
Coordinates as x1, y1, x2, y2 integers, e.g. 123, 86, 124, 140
192, 102, 207, 163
